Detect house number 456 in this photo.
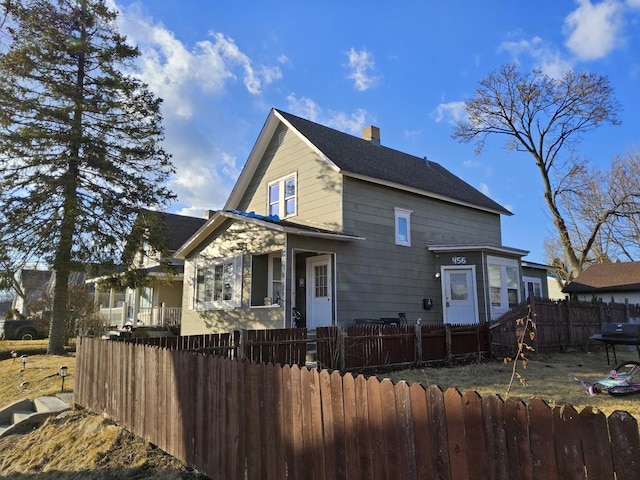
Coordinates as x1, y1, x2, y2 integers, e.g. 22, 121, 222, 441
452, 256, 467, 264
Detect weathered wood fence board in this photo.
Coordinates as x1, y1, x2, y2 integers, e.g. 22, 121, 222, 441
73, 337, 640, 479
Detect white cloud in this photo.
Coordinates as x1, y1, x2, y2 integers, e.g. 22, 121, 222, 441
286, 94, 370, 135
479, 183, 491, 196
345, 48, 379, 92
499, 35, 573, 78
463, 159, 481, 168
563, 0, 625, 61
114, 4, 281, 119
433, 101, 467, 124
106, 2, 284, 216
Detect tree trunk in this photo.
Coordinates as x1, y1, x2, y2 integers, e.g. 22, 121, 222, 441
48, 3, 86, 355
48, 266, 70, 354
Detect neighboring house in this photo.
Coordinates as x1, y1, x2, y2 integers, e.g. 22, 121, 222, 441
175, 109, 532, 335
91, 210, 206, 327
547, 274, 567, 301
562, 262, 640, 303
10, 268, 54, 317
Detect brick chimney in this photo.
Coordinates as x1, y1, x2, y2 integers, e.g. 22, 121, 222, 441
204, 209, 216, 219
362, 125, 380, 145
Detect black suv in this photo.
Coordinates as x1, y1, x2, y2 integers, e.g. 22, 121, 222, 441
0, 316, 50, 340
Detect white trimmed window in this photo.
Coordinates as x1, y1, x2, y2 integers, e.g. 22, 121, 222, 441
394, 207, 412, 246
524, 276, 543, 299
268, 173, 297, 218
194, 255, 242, 309
487, 256, 520, 319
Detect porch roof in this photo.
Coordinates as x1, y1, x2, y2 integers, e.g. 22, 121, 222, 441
174, 210, 365, 259
427, 243, 529, 257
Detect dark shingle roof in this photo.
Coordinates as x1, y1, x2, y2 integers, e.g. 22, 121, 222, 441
149, 211, 207, 252
276, 110, 510, 215
563, 262, 640, 293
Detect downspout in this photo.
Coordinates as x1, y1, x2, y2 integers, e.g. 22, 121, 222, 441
284, 234, 289, 329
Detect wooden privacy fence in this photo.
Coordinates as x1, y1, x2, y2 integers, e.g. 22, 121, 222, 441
115, 328, 308, 366
75, 337, 640, 480
491, 298, 640, 354
117, 324, 489, 371
316, 323, 490, 371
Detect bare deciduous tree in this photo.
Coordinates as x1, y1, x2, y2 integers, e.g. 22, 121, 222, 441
453, 63, 623, 282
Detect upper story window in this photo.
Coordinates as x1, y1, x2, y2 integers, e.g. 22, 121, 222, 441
394, 207, 412, 246
268, 173, 296, 218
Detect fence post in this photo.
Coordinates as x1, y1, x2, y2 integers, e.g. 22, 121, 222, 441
338, 327, 346, 371
236, 329, 247, 361
599, 302, 604, 324
625, 299, 630, 322
567, 300, 575, 347
445, 324, 452, 362
414, 324, 422, 366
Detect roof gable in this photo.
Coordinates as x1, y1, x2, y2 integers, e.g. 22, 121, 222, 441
225, 109, 511, 216
563, 262, 640, 293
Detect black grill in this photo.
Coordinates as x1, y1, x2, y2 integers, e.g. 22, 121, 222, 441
591, 322, 640, 364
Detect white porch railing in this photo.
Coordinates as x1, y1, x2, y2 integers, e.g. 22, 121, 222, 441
137, 306, 182, 328
99, 304, 182, 329
99, 306, 126, 326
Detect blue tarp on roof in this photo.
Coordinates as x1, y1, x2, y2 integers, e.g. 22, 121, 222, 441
228, 210, 281, 223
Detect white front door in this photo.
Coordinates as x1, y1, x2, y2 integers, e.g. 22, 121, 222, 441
442, 266, 478, 324
306, 255, 333, 329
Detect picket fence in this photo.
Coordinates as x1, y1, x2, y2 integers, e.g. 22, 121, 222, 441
74, 337, 640, 480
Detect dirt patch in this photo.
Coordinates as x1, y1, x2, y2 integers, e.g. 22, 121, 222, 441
0, 409, 208, 479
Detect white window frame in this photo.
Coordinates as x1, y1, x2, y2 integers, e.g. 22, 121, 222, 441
394, 207, 412, 246
487, 256, 520, 319
193, 255, 242, 310
268, 173, 297, 219
524, 276, 543, 299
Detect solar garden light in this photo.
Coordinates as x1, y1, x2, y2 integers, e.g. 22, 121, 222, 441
11, 351, 17, 362
21, 354, 27, 370
58, 365, 68, 393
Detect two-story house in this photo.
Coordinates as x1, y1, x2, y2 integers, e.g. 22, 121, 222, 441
174, 109, 532, 335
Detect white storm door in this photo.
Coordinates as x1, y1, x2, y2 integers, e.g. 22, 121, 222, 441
442, 266, 478, 324
306, 255, 332, 329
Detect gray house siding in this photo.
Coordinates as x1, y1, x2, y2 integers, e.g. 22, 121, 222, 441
326, 178, 505, 325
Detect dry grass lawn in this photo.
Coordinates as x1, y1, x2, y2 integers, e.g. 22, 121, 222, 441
381, 348, 640, 421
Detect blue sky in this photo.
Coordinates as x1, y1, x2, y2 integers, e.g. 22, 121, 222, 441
109, 0, 640, 264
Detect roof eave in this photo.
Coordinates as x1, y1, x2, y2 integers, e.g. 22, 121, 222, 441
174, 211, 364, 260
427, 244, 529, 257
